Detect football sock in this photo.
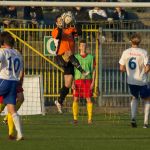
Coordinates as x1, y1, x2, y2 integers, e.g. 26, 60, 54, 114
8, 113, 15, 136
87, 102, 93, 121
69, 55, 85, 73
58, 86, 69, 105
144, 101, 150, 125
12, 113, 23, 138
73, 101, 79, 120
131, 98, 138, 120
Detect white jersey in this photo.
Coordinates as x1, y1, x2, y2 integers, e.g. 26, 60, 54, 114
0, 48, 23, 81
119, 47, 149, 86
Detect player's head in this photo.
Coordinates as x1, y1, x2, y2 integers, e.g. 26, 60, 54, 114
79, 39, 86, 52
55, 14, 64, 28
130, 33, 141, 46
55, 14, 62, 23
0, 31, 15, 48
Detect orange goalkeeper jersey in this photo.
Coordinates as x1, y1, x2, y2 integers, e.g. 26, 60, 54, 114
52, 27, 77, 55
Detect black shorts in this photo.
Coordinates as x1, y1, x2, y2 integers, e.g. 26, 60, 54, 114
55, 55, 74, 76
129, 84, 150, 99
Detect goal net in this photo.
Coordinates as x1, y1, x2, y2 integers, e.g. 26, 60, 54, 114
1, 75, 45, 116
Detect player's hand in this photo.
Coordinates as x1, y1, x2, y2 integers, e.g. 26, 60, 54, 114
72, 83, 76, 90
90, 82, 94, 90
3, 20, 10, 25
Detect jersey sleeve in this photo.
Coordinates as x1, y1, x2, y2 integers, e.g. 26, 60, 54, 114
0, 51, 4, 63
51, 27, 62, 39
72, 24, 82, 36
119, 51, 126, 65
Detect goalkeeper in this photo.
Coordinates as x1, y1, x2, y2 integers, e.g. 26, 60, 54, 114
52, 12, 89, 113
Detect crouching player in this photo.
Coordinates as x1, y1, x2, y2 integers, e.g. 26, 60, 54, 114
0, 31, 24, 140
72, 40, 96, 124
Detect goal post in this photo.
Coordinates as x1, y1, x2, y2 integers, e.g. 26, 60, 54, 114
0, 1, 150, 8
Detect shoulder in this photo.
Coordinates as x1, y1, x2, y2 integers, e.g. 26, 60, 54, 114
88, 53, 94, 56
75, 53, 80, 57
122, 48, 131, 54
14, 49, 22, 57
139, 48, 148, 54
0, 48, 4, 51
87, 54, 94, 58
0, 48, 5, 54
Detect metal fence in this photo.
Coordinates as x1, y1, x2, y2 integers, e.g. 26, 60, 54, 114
99, 22, 150, 107
1, 24, 99, 105
1, 20, 150, 107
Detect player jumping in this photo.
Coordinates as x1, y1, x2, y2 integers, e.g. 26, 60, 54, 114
51, 12, 89, 113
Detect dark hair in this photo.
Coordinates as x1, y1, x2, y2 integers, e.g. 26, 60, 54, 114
55, 14, 61, 22
79, 39, 86, 44
0, 32, 15, 47
130, 33, 141, 46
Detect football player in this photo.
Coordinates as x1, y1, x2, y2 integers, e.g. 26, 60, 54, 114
51, 12, 89, 113
0, 31, 24, 140
119, 33, 150, 128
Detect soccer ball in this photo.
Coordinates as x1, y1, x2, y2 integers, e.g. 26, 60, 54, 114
61, 11, 74, 25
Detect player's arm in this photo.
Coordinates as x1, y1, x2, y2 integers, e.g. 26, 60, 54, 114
144, 64, 150, 74
18, 55, 24, 86
75, 23, 82, 36
90, 58, 96, 90
119, 51, 126, 72
19, 70, 24, 86
72, 23, 82, 37
144, 54, 150, 74
71, 79, 76, 90
52, 28, 62, 39
90, 69, 96, 90
120, 64, 126, 72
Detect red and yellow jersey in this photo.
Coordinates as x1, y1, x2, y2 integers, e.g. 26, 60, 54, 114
52, 27, 77, 55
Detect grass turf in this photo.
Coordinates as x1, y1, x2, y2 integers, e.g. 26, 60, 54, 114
0, 114, 150, 150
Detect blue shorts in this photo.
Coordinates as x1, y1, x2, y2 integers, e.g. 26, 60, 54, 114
129, 84, 150, 99
0, 79, 18, 105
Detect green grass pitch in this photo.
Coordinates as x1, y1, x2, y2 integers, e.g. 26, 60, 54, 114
0, 114, 150, 150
